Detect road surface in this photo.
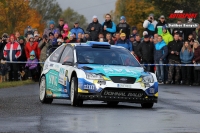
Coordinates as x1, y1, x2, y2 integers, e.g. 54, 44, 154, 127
0, 84, 200, 133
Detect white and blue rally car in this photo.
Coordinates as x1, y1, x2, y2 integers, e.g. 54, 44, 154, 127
39, 41, 158, 108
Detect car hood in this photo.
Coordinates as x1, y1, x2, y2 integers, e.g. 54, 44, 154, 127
78, 64, 149, 79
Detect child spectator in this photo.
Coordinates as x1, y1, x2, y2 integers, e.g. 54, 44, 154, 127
62, 24, 71, 39
25, 51, 39, 81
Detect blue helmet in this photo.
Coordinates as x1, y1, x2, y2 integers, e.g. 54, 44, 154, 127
120, 16, 126, 21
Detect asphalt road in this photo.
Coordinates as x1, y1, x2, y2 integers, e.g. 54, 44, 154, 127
0, 84, 200, 133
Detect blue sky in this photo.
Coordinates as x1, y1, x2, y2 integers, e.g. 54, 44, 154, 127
56, 0, 117, 23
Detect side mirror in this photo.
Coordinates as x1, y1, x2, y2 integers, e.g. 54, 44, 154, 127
62, 61, 74, 66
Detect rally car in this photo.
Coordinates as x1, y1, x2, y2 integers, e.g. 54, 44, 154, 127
39, 41, 158, 108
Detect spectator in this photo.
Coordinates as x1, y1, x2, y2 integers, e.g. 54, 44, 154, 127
66, 34, 77, 43
115, 32, 120, 43
129, 35, 135, 44
161, 25, 173, 45
112, 34, 117, 44
154, 33, 158, 40
184, 19, 195, 41
77, 33, 85, 43
154, 36, 168, 83
141, 31, 148, 42
188, 34, 195, 49
25, 35, 40, 60
150, 36, 154, 43
43, 20, 60, 37
38, 35, 51, 68
106, 33, 114, 45
102, 14, 116, 37
180, 41, 194, 85
52, 30, 60, 46
179, 33, 184, 45
138, 35, 154, 72
83, 31, 91, 42
172, 20, 185, 37
62, 24, 71, 39
166, 33, 183, 84
132, 34, 141, 61
116, 16, 130, 38
192, 41, 200, 86
116, 33, 133, 54
25, 50, 39, 81
131, 26, 138, 38
98, 33, 106, 42
3, 34, 21, 81
70, 22, 84, 38
86, 15, 102, 41
0, 34, 9, 60
143, 13, 157, 36
57, 18, 64, 33
15, 31, 20, 42
155, 15, 168, 35
34, 33, 41, 43
24, 26, 34, 38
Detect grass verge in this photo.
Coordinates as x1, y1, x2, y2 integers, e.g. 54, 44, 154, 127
0, 80, 36, 89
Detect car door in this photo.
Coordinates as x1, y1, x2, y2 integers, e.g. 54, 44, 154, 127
45, 45, 66, 98
57, 45, 75, 97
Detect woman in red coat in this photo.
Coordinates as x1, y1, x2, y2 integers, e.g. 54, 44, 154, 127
25, 35, 40, 60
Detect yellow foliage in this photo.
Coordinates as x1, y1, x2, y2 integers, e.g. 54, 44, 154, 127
0, 0, 44, 36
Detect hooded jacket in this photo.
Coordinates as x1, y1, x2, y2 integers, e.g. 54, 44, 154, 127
3, 41, 21, 61
138, 40, 154, 62
180, 49, 194, 63
161, 31, 173, 45
154, 40, 168, 61
87, 20, 102, 41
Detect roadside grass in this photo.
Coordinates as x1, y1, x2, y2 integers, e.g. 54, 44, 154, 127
0, 80, 36, 89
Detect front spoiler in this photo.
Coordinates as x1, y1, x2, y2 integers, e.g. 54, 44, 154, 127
78, 94, 158, 103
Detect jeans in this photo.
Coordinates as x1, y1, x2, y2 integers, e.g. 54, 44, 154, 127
155, 60, 164, 82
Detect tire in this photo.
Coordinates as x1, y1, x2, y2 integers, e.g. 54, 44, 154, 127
141, 103, 154, 108
70, 77, 83, 106
107, 101, 119, 106
39, 76, 53, 104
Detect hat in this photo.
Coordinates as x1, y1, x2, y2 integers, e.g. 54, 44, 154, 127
29, 34, 34, 39
162, 25, 167, 30
120, 33, 126, 37
132, 26, 137, 31
149, 13, 154, 17
49, 32, 54, 36
93, 15, 98, 19
63, 24, 68, 29
34, 34, 39, 37
130, 35, 134, 38
120, 16, 126, 21
144, 35, 149, 38
43, 34, 48, 39
59, 18, 64, 21
49, 20, 55, 25
143, 31, 148, 36
30, 50, 35, 56
19, 36, 25, 40
160, 15, 165, 19
2, 33, 9, 38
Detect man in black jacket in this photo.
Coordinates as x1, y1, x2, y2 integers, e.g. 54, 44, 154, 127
155, 15, 168, 35
166, 33, 183, 84
116, 16, 130, 38
138, 35, 154, 72
86, 16, 102, 41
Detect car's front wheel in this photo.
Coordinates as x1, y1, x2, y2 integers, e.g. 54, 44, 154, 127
39, 76, 53, 104
141, 103, 154, 108
70, 77, 83, 106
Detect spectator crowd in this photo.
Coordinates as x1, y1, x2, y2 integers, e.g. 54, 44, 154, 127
0, 13, 200, 86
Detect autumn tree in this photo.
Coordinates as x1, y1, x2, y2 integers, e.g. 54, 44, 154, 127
29, 0, 62, 24
60, 7, 88, 30
0, 0, 45, 35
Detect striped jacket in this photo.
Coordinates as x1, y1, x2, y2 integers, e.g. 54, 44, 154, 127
3, 41, 21, 61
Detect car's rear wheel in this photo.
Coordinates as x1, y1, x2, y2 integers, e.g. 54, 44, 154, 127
107, 101, 119, 106
141, 103, 154, 108
70, 77, 83, 106
39, 76, 53, 104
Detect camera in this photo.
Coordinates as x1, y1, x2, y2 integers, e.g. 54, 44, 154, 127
150, 17, 153, 20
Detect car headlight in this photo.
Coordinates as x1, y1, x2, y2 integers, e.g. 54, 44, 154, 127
86, 73, 103, 80
142, 75, 154, 83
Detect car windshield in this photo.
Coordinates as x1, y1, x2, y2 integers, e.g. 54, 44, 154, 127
76, 46, 140, 67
